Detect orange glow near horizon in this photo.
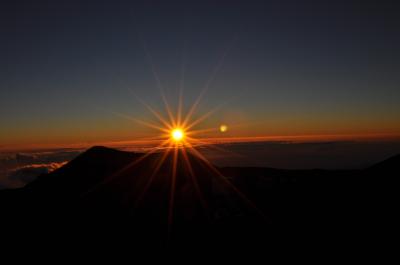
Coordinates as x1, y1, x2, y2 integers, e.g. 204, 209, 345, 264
2, 132, 400, 153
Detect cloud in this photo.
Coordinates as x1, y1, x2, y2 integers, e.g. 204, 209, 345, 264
202, 141, 400, 169
0, 149, 80, 189
8, 161, 68, 183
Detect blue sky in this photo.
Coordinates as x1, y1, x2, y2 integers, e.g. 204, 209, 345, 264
1, 0, 400, 145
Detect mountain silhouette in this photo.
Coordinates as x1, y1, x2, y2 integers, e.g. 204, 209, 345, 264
368, 154, 400, 174
0, 146, 396, 249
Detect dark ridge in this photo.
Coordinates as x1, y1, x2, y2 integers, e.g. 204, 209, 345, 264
24, 145, 143, 193
0, 146, 397, 250
367, 153, 400, 173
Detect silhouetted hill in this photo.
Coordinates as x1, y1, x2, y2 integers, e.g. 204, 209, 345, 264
0, 146, 397, 250
26, 146, 143, 193
368, 154, 400, 174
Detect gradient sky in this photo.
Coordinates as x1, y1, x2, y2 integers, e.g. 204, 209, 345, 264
1, 0, 400, 147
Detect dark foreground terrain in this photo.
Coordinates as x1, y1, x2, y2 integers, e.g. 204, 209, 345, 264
0, 146, 397, 252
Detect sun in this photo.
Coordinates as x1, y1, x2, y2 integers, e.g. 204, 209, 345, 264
171, 128, 184, 142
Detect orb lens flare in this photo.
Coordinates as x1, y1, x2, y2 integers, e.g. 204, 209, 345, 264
220, 124, 228, 132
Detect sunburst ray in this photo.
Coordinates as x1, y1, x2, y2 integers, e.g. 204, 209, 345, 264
180, 147, 210, 218
81, 139, 171, 197
132, 144, 173, 208
105, 34, 261, 238
184, 141, 268, 220
167, 144, 179, 237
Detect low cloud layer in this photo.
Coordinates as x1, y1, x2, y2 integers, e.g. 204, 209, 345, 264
8, 161, 68, 183
0, 150, 80, 189
202, 141, 400, 169
1, 141, 399, 189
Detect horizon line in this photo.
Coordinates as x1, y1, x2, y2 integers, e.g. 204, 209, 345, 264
1, 132, 400, 153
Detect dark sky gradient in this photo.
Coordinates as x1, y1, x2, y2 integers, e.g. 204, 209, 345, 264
1, 0, 400, 146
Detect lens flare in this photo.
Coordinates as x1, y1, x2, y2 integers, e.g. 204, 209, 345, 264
220, 124, 228, 132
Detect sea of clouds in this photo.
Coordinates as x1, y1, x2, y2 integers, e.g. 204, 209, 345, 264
1, 141, 399, 190
0, 150, 81, 189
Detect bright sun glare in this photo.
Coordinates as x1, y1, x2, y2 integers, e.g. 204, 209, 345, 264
111, 49, 265, 235
171, 128, 184, 142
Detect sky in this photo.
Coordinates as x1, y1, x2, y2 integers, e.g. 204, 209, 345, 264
1, 0, 400, 147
